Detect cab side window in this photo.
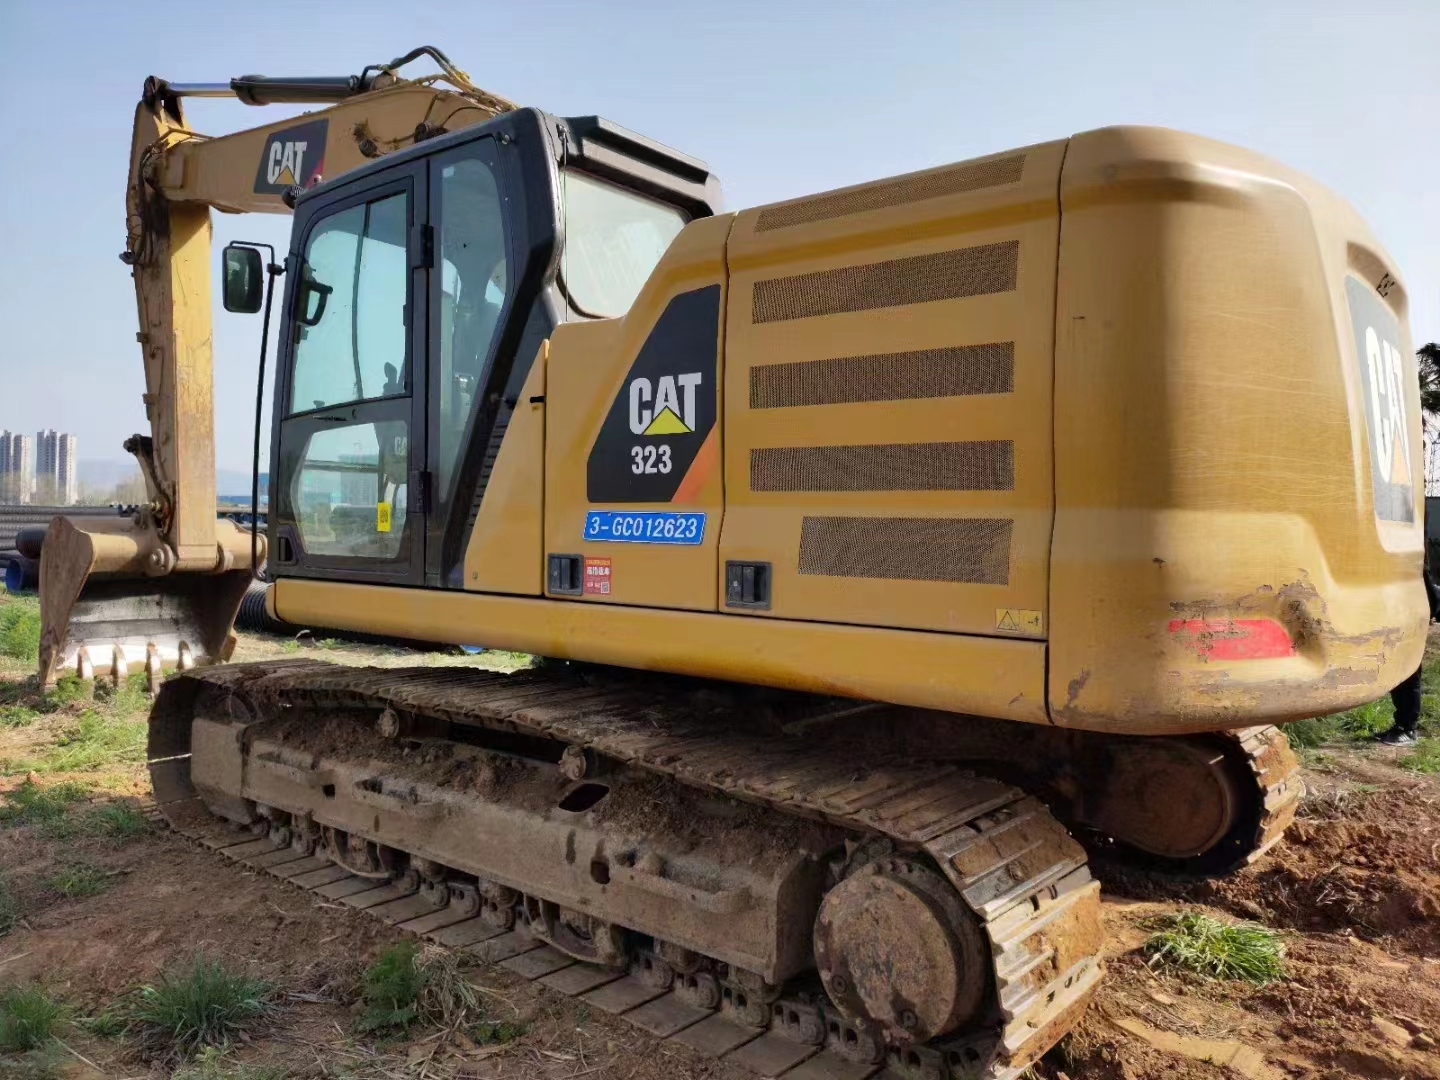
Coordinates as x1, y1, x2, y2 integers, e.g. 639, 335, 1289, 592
434, 153, 508, 506
290, 193, 409, 413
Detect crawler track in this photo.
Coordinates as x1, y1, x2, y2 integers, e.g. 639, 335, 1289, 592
150, 661, 1106, 1080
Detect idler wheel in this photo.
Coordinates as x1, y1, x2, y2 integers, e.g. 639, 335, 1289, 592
814, 857, 988, 1042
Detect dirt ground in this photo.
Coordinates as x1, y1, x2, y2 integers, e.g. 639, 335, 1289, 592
1, 604, 1438, 1080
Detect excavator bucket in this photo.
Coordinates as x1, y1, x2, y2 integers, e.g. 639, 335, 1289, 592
38, 515, 256, 692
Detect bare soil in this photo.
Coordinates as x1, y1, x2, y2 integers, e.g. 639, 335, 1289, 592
1, 621, 1438, 1080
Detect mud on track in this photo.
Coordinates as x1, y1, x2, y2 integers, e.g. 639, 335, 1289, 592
1, 616, 1438, 1079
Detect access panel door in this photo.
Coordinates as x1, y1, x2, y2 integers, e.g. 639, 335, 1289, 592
271, 163, 428, 585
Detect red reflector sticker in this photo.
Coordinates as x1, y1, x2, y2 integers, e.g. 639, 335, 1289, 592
1167, 618, 1295, 660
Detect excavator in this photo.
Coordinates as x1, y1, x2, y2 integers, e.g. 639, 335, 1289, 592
35, 45, 1425, 1079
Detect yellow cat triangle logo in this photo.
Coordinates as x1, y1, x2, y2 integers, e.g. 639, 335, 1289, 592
1389, 432, 1411, 487
274, 166, 297, 186
643, 407, 691, 435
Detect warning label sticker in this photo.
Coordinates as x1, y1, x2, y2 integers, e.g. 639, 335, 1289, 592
376, 503, 392, 534
583, 557, 612, 596
995, 608, 1043, 635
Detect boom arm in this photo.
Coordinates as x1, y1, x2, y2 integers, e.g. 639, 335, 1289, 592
38, 48, 515, 685
124, 49, 516, 557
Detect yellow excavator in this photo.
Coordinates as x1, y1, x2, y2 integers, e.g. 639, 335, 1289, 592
37, 46, 1425, 1079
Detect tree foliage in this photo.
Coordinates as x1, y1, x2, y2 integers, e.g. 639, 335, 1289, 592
1419, 342, 1440, 418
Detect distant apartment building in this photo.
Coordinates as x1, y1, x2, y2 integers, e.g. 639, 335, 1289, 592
0, 431, 35, 505
35, 429, 78, 505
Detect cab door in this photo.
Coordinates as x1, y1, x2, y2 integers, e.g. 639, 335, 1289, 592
270, 161, 428, 585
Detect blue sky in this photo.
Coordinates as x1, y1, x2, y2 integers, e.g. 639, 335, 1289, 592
1, 0, 1436, 472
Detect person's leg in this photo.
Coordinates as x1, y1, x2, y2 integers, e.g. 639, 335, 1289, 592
1380, 663, 1423, 743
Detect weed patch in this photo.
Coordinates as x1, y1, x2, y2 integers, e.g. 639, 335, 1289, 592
4, 710, 147, 776
1398, 737, 1440, 774
0, 676, 89, 728
172, 1046, 287, 1080
0, 875, 20, 936
473, 1019, 530, 1044
130, 954, 275, 1059
0, 985, 64, 1052
0, 780, 90, 829
87, 799, 149, 841
356, 942, 424, 1034
80, 1007, 128, 1040
44, 860, 110, 899
355, 942, 481, 1036
1285, 717, 1339, 749
0, 599, 42, 663
1287, 694, 1412, 750
1143, 911, 1285, 983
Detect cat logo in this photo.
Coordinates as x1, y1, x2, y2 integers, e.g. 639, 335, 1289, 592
629, 372, 703, 436
1345, 275, 1414, 523
253, 119, 329, 195
1364, 327, 1412, 489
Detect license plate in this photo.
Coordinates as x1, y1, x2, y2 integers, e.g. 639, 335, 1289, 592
583, 511, 706, 545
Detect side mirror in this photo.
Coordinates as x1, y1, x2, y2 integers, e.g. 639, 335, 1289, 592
222, 244, 265, 313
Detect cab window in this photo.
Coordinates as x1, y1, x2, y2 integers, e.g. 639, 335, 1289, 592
561, 170, 685, 317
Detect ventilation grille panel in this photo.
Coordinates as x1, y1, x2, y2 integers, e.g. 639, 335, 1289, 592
750, 342, 1014, 409
798, 516, 1012, 585
750, 441, 1013, 492
752, 241, 1018, 324
755, 155, 1025, 232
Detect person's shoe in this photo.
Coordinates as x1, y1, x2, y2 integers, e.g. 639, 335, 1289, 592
1375, 728, 1418, 746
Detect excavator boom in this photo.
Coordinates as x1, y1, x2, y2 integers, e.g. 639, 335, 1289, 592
39, 48, 515, 687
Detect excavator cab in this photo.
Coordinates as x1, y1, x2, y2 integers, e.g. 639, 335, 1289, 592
36, 51, 716, 691
263, 110, 718, 591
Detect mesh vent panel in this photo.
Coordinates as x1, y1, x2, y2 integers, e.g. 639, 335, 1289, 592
750, 441, 1013, 492
752, 241, 1018, 323
798, 516, 1012, 584
750, 342, 1014, 409
755, 155, 1025, 232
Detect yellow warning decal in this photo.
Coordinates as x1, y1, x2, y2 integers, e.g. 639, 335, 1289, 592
642, 406, 692, 436
376, 503, 392, 534
995, 608, 1042, 634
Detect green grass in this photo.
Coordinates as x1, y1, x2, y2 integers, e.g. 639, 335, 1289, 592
80, 1007, 128, 1040
472, 1020, 530, 1045
3, 709, 147, 776
1285, 698, 1396, 748
1285, 650, 1440, 751
86, 799, 150, 841
172, 1046, 287, 1080
0, 985, 64, 1052
0, 667, 151, 778
44, 860, 110, 899
0, 874, 20, 936
0, 780, 147, 843
1143, 911, 1285, 984
0, 676, 89, 728
0, 780, 90, 829
355, 942, 425, 1034
130, 955, 276, 1058
1398, 737, 1440, 774
354, 941, 482, 1036
0, 598, 42, 663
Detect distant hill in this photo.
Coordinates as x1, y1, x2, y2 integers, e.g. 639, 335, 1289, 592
77, 459, 139, 489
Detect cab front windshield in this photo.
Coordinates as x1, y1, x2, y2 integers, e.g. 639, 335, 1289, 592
560, 170, 686, 318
